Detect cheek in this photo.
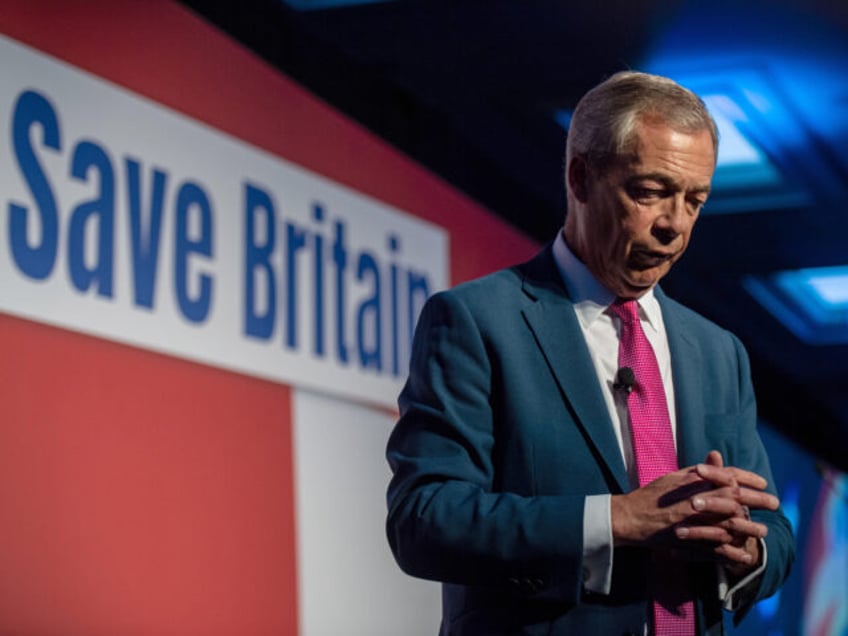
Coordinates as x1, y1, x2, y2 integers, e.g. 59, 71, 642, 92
620, 201, 651, 230
633, 210, 660, 236
602, 231, 631, 266
615, 223, 641, 253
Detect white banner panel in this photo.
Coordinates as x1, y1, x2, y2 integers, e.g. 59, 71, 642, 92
0, 34, 447, 409
293, 388, 441, 635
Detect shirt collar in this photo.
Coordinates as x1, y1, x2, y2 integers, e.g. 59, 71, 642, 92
551, 230, 662, 333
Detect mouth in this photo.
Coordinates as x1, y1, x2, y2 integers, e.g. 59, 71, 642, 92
628, 248, 675, 270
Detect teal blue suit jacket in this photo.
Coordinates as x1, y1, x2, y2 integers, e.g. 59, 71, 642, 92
386, 245, 794, 635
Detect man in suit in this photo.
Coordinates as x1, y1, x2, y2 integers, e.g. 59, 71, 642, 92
386, 71, 794, 635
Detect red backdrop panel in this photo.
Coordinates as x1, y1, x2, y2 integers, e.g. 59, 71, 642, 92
0, 313, 297, 634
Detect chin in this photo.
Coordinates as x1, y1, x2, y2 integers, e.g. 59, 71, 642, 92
630, 268, 669, 288
620, 276, 661, 297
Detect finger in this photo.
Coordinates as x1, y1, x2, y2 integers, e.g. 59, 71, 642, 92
696, 484, 778, 508
723, 516, 769, 539
695, 463, 767, 490
689, 492, 747, 518
713, 542, 757, 566
675, 524, 734, 544
736, 488, 780, 511
726, 467, 770, 490
696, 514, 769, 540
677, 492, 768, 533
675, 514, 769, 544
694, 463, 738, 488
657, 478, 717, 508
704, 450, 724, 468
690, 486, 779, 517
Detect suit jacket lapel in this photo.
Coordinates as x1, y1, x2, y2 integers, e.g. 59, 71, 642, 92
657, 289, 707, 468
518, 246, 630, 493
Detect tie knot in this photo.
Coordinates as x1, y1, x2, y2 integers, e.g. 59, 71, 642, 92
609, 299, 639, 325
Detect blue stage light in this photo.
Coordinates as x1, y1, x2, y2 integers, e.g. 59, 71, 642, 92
745, 266, 848, 345
281, 0, 388, 10
639, 4, 847, 215
553, 109, 573, 132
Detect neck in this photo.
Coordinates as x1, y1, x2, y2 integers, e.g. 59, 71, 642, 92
561, 224, 585, 265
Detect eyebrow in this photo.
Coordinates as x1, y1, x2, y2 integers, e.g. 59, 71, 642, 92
628, 172, 712, 195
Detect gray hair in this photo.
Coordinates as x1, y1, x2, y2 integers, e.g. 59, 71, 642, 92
565, 71, 718, 173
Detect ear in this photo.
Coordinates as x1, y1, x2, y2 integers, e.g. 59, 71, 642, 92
567, 155, 590, 203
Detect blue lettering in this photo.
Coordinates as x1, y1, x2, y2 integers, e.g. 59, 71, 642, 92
407, 269, 430, 352
285, 221, 307, 349
9, 90, 60, 280
126, 158, 168, 309
68, 140, 115, 296
244, 183, 276, 339
356, 251, 382, 371
174, 182, 213, 323
332, 220, 349, 365
312, 204, 325, 357
388, 235, 400, 375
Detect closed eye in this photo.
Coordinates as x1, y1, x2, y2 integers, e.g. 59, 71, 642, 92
627, 185, 669, 202
687, 196, 708, 213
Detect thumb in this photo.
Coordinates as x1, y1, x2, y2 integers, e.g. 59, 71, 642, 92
704, 449, 724, 468
697, 449, 741, 489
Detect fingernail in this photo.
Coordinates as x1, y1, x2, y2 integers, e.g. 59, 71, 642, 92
692, 497, 706, 510
676, 527, 690, 539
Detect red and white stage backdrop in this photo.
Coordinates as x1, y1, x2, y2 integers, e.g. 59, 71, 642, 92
0, 2, 538, 634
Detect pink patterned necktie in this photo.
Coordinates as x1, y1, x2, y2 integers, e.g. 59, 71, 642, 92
609, 299, 695, 636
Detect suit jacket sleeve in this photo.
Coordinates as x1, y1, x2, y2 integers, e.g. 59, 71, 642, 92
665, 292, 795, 622
386, 288, 587, 602
723, 333, 795, 617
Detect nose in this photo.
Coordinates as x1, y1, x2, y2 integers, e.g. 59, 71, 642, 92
652, 195, 693, 244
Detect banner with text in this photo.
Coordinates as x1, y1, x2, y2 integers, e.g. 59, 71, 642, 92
0, 34, 447, 409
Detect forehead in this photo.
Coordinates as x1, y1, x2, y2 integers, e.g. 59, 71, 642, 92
623, 120, 716, 186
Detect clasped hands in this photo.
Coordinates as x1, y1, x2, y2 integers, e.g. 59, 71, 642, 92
611, 450, 779, 578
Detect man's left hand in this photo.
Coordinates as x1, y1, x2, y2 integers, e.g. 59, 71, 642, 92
673, 450, 770, 576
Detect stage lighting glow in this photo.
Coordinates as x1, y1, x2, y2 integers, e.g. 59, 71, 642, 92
703, 94, 760, 166
745, 265, 848, 345
776, 266, 848, 316
644, 70, 815, 213
806, 270, 848, 306
281, 0, 389, 9
553, 109, 573, 131
702, 93, 783, 194
640, 3, 848, 215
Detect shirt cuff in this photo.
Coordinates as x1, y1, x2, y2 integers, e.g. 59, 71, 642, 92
718, 538, 768, 610
582, 494, 614, 594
